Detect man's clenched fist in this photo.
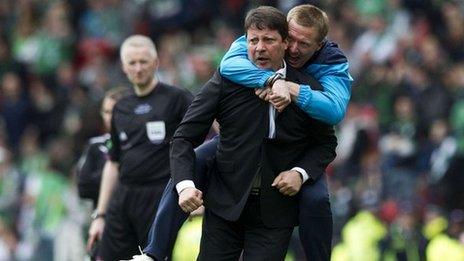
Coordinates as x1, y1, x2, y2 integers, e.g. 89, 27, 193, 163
178, 187, 203, 213
271, 170, 303, 196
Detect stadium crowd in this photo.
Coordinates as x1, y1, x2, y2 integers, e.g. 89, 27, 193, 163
0, 0, 463, 260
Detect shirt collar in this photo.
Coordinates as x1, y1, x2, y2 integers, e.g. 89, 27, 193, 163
275, 60, 287, 78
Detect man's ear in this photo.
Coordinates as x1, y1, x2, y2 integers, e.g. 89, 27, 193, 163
283, 37, 289, 50
121, 61, 128, 74
153, 57, 160, 71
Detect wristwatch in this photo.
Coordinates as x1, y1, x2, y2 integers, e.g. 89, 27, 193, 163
265, 73, 284, 87
91, 210, 106, 220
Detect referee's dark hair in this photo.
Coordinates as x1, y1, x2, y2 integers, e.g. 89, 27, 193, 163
244, 6, 288, 40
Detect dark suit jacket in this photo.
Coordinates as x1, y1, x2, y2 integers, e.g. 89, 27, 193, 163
171, 67, 337, 228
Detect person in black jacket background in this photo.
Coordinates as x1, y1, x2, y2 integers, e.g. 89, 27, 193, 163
76, 87, 127, 208
76, 87, 127, 260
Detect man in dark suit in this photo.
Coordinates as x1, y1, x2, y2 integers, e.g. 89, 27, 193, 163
170, 6, 337, 260
135, 5, 347, 261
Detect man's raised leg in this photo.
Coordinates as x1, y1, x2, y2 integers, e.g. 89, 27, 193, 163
143, 136, 218, 260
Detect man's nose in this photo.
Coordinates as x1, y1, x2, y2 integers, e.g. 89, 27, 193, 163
288, 41, 298, 54
256, 40, 265, 51
134, 63, 143, 71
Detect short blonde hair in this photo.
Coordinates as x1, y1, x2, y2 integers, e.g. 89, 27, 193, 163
120, 35, 157, 62
287, 4, 329, 43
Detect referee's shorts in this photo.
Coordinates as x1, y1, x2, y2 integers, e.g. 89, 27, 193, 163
99, 180, 167, 260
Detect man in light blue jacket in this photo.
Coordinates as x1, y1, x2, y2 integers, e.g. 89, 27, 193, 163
220, 5, 352, 125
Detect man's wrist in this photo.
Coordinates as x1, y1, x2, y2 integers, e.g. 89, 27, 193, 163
265, 73, 284, 87
271, 79, 286, 91
288, 82, 301, 102
176, 180, 196, 194
91, 210, 106, 220
291, 167, 310, 183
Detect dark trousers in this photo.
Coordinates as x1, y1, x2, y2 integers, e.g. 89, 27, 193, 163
144, 136, 217, 260
144, 135, 333, 260
298, 177, 333, 261
198, 195, 293, 261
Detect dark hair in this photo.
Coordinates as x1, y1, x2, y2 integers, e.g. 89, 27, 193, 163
244, 6, 288, 40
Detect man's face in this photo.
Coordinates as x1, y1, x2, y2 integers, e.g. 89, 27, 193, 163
247, 26, 287, 71
100, 97, 116, 131
286, 19, 322, 68
121, 46, 158, 88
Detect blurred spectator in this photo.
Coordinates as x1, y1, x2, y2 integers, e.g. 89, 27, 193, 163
76, 87, 127, 208
18, 127, 48, 176
215, 0, 249, 29
0, 1, 14, 36
11, 1, 73, 76
0, 147, 23, 231
401, 64, 452, 138
0, 217, 17, 261
183, 49, 216, 93
334, 104, 378, 173
171, 216, 203, 261
79, 0, 125, 47
441, 63, 464, 211
380, 205, 427, 261
15, 136, 81, 261
0, 34, 25, 79
76, 38, 120, 100
426, 232, 464, 261
28, 77, 66, 146
146, 0, 216, 40
439, 1, 464, 62
329, 178, 353, 242
0, 71, 30, 152
11, 0, 40, 66
32, 1, 73, 76
419, 119, 457, 183
332, 210, 387, 261
350, 15, 398, 76
422, 205, 448, 241
55, 61, 75, 95
379, 95, 418, 201
426, 209, 464, 261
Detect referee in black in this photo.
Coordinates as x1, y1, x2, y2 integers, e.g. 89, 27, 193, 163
86, 35, 193, 261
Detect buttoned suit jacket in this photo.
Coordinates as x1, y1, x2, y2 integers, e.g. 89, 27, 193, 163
171, 67, 337, 228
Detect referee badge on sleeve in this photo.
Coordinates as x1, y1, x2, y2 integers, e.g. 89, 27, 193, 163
146, 121, 166, 144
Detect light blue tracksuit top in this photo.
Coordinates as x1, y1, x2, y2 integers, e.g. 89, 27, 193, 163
219, 35, 353, 125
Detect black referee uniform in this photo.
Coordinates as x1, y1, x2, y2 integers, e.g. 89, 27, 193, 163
99, 82, 192, 260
